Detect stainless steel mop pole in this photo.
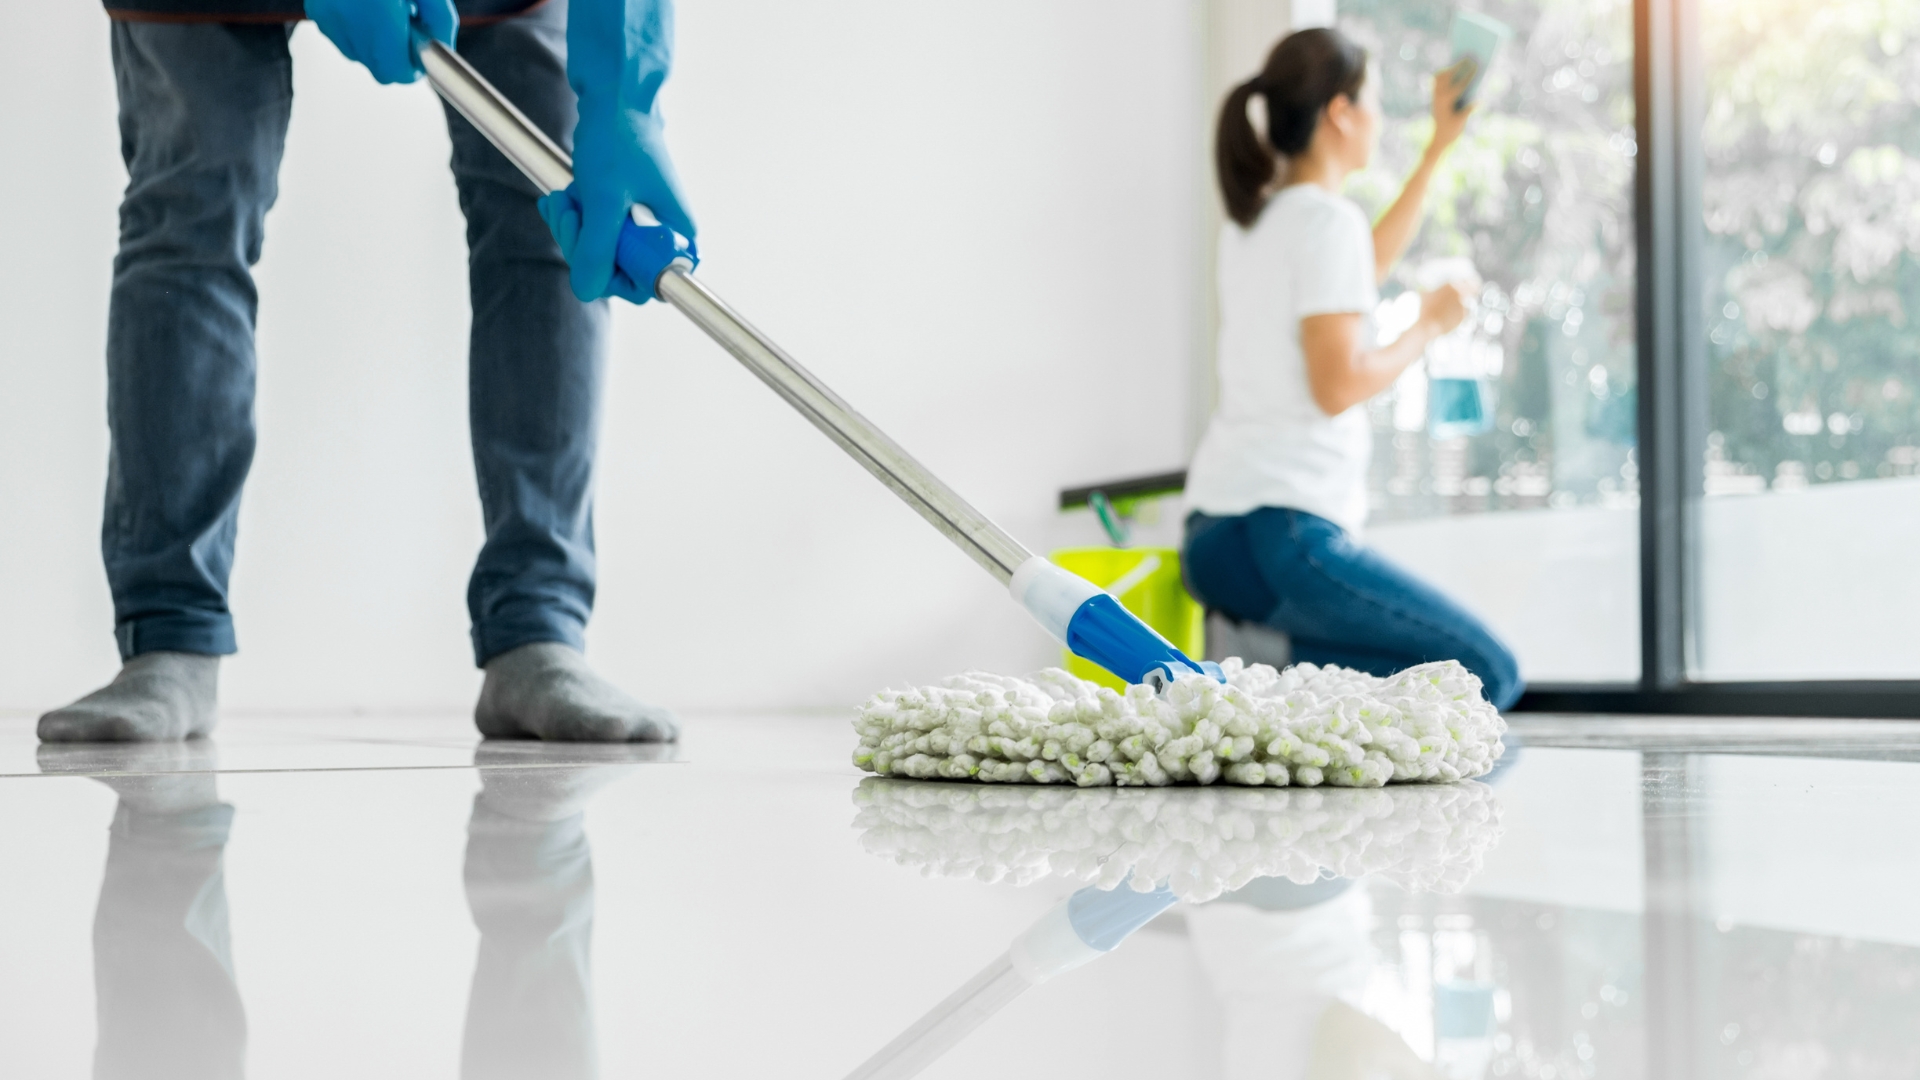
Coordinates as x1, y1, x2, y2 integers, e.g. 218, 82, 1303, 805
419, 38, 1219, 689
418, 40, 1033, 585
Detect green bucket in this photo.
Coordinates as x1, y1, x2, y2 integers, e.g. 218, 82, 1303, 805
1048, 546, 1205, 690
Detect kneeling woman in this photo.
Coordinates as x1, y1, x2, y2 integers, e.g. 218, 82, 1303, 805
1182, 28, 1523, 709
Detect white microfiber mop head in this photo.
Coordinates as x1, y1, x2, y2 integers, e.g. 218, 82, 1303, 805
851, 777, 1504, 902
852, 658, 1505, 789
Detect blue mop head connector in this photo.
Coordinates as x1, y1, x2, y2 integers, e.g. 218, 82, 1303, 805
1010, 556, 1224, 691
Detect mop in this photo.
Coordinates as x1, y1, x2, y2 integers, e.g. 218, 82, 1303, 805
854, 657, 1506, 788
416, 39, 1217, 693
841, 779, 1504, 1079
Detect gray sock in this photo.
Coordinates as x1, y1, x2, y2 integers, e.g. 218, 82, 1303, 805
475, 642, 680, 744
38, 652, 220, 744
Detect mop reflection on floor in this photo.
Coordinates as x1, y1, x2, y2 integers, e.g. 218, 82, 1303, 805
852, 779, 1504, 900
843, 781, 1507, 1080
36, 742, 660, 1080
844, 883, 1180, 1080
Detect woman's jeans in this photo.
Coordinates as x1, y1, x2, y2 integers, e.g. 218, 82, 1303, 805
104, 5, 601, 666
1182, 508, 1524, 710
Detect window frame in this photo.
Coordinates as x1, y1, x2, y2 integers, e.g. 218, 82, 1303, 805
1513, 0, 1920, 718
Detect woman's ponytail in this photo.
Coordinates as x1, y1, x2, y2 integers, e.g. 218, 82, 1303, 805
1214, 28, 1370, 228
1215, 79, 1276, 228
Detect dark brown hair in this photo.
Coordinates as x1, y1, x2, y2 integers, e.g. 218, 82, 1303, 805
1215, 28, 1370, 227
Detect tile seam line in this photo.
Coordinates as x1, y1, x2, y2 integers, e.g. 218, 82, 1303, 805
0, 761, 690, 779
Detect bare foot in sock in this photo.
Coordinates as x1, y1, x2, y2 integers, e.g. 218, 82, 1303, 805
38, 652, 220, 743
475, 642, 680, 743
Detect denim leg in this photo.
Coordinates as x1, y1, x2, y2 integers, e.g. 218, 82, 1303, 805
444, 0, 608, 667
1180, 512, 1279, 625
1184, 509, 1524, 708
104, 22, 293, 660
1243, 509, 1525, 709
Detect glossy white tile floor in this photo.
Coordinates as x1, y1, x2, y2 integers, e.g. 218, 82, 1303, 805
2, 710, 1918, 1079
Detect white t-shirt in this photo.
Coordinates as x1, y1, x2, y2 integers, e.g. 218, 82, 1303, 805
1186, 184, 1379, 534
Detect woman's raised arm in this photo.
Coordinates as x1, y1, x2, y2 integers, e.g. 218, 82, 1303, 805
1370, 62, 1475, 284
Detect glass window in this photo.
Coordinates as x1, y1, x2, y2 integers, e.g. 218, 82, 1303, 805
1337, 0, 1641, 682
1696, 0, 1920, 678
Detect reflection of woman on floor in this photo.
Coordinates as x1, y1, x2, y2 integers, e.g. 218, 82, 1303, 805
1189, 877, 1436, 1080
1181, 29, 1523, 709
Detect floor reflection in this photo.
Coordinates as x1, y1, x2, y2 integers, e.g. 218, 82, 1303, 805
36, 741, 659, 1080
849, 780, 1510, 1079
849, 883, 1180, 1080
38, 743, 248, 1080
459, 750, 645, 1080
851, 779, 1507, 900
1193, 880, 1443, 1080
17, 729, 1919, 1078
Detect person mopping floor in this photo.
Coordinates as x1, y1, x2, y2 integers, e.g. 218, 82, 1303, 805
41, 0, 692, 744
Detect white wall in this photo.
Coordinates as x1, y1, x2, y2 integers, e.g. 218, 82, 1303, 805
0, 2, 1204, 713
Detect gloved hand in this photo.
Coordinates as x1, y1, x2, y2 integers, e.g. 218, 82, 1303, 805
537, 0, 696, 304
306, 0, 456, 86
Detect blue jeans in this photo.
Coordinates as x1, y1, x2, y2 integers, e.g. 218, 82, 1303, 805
104, 4, 603, 666
1182, 508, 1524, 709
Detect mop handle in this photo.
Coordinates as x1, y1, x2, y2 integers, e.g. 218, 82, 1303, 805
419, 38, 1220, 688
417, 39, 1032, 583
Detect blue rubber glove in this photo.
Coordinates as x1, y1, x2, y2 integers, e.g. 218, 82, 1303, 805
306, 0, 456, 86
536, 0, 696, 304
